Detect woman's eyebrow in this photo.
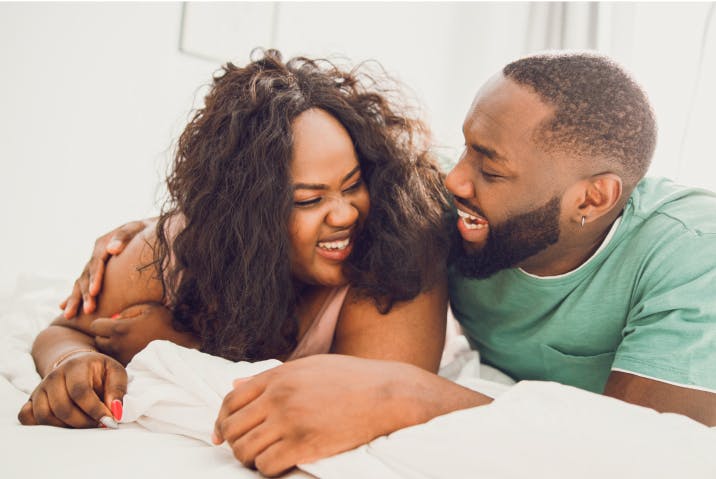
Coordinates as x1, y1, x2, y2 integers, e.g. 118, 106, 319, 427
293, 166, 361, 190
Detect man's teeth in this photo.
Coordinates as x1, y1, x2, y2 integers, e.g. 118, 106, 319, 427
318, 238, 351, 250
457, 209, 487, 230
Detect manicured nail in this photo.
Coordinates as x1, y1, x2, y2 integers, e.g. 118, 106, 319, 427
111, 400, 123, 421
111, 313, 121, 319
108, 239, 122, 251
99, 416, 119, 429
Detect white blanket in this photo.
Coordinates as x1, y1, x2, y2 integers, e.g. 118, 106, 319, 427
2, 276, 716, 478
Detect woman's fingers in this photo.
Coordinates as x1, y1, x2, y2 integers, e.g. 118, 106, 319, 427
18, 353, 127, 429
63, 364, 114, 426
101, 358, 128, 417
62, 354, 126, 426
46, 380, 96, 428
17, 400, 36, 425
90, 317, 128, 338
30, 390, 67, 428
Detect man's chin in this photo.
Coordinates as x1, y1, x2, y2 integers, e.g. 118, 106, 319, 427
454, 250, 510, 279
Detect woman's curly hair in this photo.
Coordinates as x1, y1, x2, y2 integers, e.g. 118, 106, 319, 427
154, 49, 452, 362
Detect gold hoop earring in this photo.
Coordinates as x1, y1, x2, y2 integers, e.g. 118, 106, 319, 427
581, 216, 586, 228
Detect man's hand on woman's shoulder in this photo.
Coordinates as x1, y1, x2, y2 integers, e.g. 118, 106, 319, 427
60, 218, 157, 319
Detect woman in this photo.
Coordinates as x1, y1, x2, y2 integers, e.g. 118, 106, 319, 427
18, 49, 452, 430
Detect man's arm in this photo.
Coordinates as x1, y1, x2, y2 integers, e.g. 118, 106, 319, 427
604, 371, 716, 426
212, 354, 492, 477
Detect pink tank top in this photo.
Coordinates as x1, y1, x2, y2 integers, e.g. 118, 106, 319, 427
288, 285, 350, 360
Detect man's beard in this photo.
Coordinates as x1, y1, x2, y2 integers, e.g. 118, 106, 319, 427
454, 196, 562, 279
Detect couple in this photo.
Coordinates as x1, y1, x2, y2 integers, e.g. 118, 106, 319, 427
20, 49, 716, 475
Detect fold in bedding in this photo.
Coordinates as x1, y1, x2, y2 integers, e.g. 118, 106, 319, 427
2, 276, 716, 478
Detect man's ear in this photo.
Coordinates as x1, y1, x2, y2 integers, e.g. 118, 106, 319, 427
566, 173, 623, 226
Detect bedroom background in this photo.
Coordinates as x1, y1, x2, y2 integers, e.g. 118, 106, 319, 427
0, 1, 714, 294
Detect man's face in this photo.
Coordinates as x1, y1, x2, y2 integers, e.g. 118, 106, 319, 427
446, 75, 569, 279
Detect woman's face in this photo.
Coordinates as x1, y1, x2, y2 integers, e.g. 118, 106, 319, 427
288, 108, 370, 287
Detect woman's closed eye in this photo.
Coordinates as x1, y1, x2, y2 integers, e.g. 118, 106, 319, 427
343, 178, 363, 192
294, 197, 322, 207
293, 178, 364, 207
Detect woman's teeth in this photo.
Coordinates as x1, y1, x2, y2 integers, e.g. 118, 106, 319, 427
458, 209, 487, 230
318, 238, 351, 250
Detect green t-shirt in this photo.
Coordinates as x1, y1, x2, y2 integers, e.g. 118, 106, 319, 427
449, 177, 716, 393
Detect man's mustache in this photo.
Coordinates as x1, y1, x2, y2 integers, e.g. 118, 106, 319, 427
453, 196, 487, 219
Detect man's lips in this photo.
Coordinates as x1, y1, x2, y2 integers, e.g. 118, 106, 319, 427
457, 209, 488, 229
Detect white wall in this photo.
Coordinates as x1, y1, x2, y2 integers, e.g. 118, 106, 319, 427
0, 3, 217, 292
1, 2, 714, 294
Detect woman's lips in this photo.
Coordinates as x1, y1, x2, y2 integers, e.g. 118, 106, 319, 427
316, 236, 353, 261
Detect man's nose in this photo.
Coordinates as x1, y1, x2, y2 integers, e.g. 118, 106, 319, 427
445, 159, 476, 199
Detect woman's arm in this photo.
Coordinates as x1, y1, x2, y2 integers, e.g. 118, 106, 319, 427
35, 224, 164, 374
331, 274, 448, 372
20, 225, 168, 428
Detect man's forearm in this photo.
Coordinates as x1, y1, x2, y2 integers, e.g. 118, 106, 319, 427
393, 368, 494, 428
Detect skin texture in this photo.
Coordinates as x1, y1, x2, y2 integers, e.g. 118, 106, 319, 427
448, 75, 716, 427
288, 109, 370, 288
208, 74, 715, 477
21, 107, 447, 429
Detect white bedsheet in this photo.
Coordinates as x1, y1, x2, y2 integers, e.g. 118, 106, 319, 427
2, 275, 715, 478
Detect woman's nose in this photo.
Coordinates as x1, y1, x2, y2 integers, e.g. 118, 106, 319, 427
326, 197, 360, 227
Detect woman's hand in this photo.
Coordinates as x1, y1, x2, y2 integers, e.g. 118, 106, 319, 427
91, 303, 199, 366
60, 219, 154, 319
17, 351, 126, 428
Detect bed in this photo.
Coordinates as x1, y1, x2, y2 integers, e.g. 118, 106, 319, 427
2, 275, 715, 478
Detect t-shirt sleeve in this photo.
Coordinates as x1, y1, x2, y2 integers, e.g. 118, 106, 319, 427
612, 228, 716, 391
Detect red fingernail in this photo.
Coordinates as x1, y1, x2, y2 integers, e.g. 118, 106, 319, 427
111, 313, 120, 319
111, 400, 123, 421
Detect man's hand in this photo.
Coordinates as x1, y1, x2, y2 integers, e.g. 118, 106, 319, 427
91, 303, 199, 366
60, 219, 153, 319
18, 351, 126, 428
212, 354, 492, 477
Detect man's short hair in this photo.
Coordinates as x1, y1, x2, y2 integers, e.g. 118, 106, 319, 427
503, 52, 657, 188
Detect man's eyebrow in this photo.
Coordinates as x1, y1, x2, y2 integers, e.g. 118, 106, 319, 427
293, 165, 361, 190
471, 143, 508, 164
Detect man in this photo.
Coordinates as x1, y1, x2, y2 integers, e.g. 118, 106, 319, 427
208, 53, 716, 476
62, 52, 716, 476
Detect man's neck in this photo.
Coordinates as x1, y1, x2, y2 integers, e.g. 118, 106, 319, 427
519, 212, 622, 277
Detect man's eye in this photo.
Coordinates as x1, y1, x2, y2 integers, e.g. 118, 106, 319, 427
294, 197, 322, 207
481, 170, 501, 180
